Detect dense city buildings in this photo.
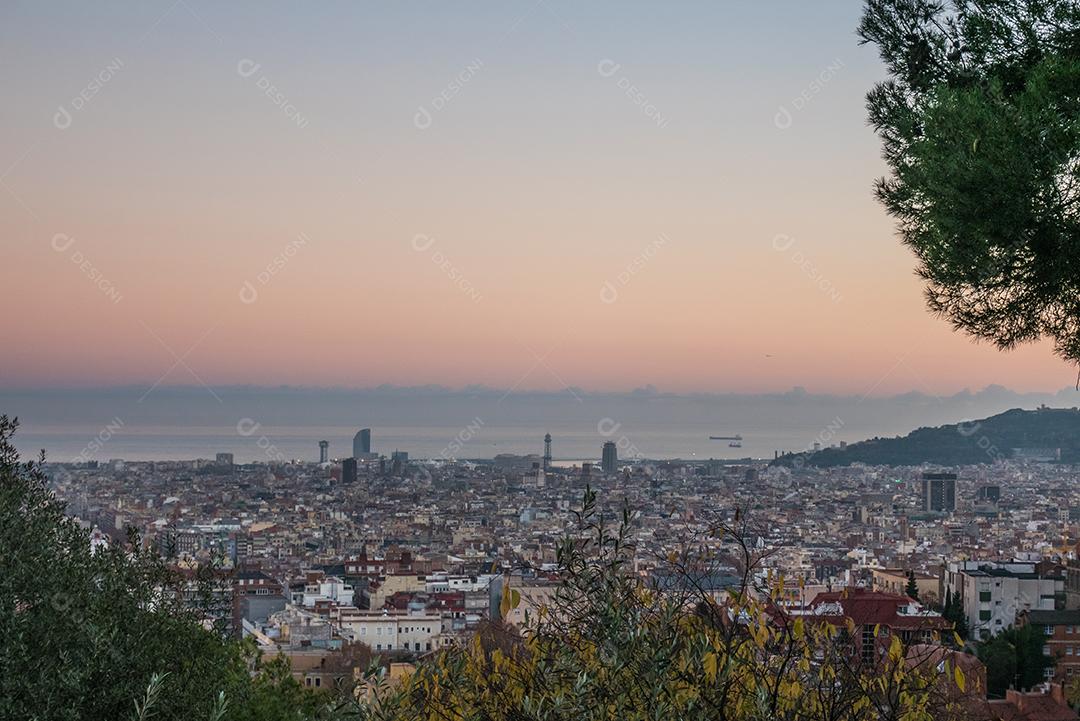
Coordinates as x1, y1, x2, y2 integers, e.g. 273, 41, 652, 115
40, 436, 1080, 710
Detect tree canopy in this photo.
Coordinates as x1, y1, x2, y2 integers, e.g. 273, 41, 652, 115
859, 0, 1080, 366
0, 416, 322, 721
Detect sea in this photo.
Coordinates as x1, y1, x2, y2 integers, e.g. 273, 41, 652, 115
2, 385, 1076, 465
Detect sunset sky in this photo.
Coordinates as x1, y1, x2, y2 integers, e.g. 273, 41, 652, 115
1, 1, 1069, 395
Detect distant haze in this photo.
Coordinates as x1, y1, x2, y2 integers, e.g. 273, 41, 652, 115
4, 384, 1078, 464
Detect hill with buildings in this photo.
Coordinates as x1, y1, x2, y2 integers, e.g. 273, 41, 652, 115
770, 406, 1080, 468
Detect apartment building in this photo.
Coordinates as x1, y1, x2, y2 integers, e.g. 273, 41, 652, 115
943, 561, 1063, 639
334, 607, 443, 653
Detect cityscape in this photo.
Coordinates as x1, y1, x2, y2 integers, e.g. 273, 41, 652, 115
5, 1, 1080, 720
39, 416, 1080, 707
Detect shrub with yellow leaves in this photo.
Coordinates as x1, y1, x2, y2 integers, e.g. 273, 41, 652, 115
347, 488, 966, 721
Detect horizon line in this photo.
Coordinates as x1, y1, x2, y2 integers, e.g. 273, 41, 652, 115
3, 382, 1079, 401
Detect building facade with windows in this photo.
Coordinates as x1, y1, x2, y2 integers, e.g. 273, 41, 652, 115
334, 607, 443, 653
1021, 610, 1080, 684
944, 561, 1063, 639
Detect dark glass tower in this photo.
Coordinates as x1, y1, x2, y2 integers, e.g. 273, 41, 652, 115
353, 428, 371, 457
601, 441, 618, 474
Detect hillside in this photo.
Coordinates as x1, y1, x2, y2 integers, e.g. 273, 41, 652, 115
769, 406, 1080, 468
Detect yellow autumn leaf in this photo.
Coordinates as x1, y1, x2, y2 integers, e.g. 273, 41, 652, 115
954, 664, 966, 692
499, 587, 510, 617
703, 652, 718, 682
888, 634, 903, 662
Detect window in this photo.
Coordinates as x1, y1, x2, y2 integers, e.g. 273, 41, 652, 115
1044, 645, 1052, 656
1068, 647, 1074, 655
979, 610, 992, 621
979, 591, 991, 602
861, 627, 875, 664
1046, 626, 1055, 636
1045, 667, 1056, 679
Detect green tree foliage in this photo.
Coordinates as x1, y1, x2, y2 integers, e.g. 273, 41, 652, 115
906, 571, 920, 600
0, 416, 323, 721
976, 625, 1055, 697
941, 590, 969, 641
859, 0, 1080, 365
773, 407, 1080, 468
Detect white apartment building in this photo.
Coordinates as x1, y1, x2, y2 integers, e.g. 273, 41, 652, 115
943, 561, 1063, 639
424, 573, 499, 594
299, 575, 355, 608
334, 607, 443, 653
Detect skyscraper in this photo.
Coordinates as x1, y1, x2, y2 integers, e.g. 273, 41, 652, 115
922, 472, 956, 512
353, 428, 371, 457
601, 441, 618, 475
318, 440, 329, 464
342, 457, 357, 484
543, 433, 552, 472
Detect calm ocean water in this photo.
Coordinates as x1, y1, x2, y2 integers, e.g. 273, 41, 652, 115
2, 385, 1074, 464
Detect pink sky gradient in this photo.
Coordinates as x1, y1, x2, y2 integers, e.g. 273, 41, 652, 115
0, 2, 1071, 395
